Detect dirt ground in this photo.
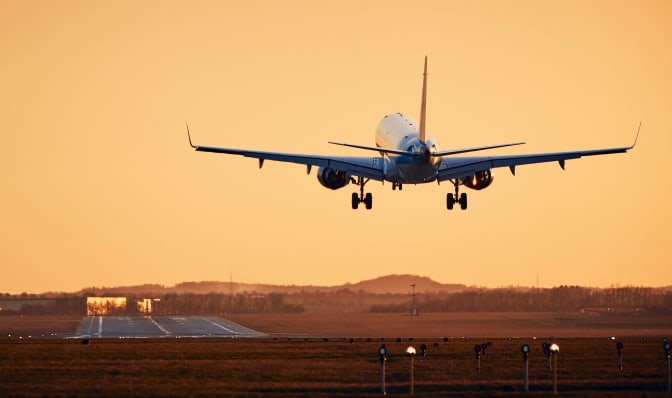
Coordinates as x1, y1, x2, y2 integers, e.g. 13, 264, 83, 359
0, 312, 669, 339
226, 312, 671, 339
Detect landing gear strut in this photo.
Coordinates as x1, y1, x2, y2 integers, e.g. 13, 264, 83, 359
446, 180, 467, 210
351, 176, 372, 210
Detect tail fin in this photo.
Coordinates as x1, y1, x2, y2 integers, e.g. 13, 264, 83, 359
419, 56, 428, 143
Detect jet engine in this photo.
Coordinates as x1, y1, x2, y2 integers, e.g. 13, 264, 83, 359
461, 169, 494, 190
317, 167, 349, 190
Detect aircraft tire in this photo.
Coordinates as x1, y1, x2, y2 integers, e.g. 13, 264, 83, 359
364, 193, 373, 210
459, 193, 468, 210
351, 193, 359, 209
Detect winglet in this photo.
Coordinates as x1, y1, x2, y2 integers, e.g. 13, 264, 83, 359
419, 56, 428, 143
630, 121, 641, 149
186, 123, 197, 148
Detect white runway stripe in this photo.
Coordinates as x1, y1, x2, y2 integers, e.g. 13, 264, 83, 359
148, 316, 171, 335
199, 317, 236, 333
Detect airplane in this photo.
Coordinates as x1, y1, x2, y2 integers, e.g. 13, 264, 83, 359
188, 56, 638, 210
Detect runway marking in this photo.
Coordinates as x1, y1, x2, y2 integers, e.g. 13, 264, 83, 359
72, 316, 264, 339
86, 317, 95, 335
148, 316, 171, 335
199, 317, 237, 334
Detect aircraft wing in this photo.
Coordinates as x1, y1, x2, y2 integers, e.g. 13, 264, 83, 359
436, 144, 635, 182
191, 142, 386, 181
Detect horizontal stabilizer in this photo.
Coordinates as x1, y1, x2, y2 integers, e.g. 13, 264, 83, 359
433, 142, 525, 156
330, 141, 525, 157
328, 141, 419, 156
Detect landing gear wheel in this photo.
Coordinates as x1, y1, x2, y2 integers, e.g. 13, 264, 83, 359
459, 193, 468, 210
351, 176, 371, 210
364, 193, 373, 210
447, 193, 455, 210
447, 180, 468, 211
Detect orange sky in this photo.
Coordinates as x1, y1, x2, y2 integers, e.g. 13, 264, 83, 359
1, 0, 671, 294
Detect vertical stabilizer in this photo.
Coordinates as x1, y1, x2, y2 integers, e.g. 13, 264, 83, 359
419, 56, 428, 143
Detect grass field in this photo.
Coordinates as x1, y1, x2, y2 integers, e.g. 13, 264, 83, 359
0, 313, 670, 397
1, 337, 671, 397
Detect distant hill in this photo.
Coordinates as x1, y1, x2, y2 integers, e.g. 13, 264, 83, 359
343, 274, 467, 294
77, 274, 467, 296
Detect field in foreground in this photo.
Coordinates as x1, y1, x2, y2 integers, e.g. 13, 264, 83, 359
0, 313, 669, 397
1, 337, 671, 397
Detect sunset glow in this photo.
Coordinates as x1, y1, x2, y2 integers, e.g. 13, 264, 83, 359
1, 0, 670, 293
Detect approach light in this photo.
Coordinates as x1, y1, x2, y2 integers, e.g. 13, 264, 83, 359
522, 344, 530, 353
549, 343, 560, 393
542, 342, 550, 355
407, 345, 417, 396
378, 344, 388, 394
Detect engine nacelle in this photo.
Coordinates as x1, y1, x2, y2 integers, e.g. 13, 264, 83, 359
461, 169, 494, 190
317, 167, 349, 190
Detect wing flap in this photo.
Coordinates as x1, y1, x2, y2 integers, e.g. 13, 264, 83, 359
437, 146, 632, 181
192, 144, 386, 181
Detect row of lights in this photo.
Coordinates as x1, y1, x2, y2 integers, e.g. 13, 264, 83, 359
378, 340, 671, 396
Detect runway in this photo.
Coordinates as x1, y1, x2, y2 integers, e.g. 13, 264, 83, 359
74, 316, 265, 338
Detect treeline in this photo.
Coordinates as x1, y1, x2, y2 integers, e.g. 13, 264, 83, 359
154, 292, 304, 314
1, 286, 670, 315
0, 297, 86, 316
0, 292, 304, 316
370, 286, 672, 313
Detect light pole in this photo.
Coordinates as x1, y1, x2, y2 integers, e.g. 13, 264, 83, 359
549, 343, 560, 394
406, 346, 416, 397
664, 342, 671, 393
616, 342, 624, 372
378, 344, 387, 395
542, 342, 551, 370
521, 344, 530, 392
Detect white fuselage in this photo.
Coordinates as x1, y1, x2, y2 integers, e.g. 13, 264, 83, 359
375, 112, 442, 183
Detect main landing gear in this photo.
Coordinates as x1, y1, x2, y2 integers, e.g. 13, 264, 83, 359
447, 180, 467, 210
351, 176, 372, 210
